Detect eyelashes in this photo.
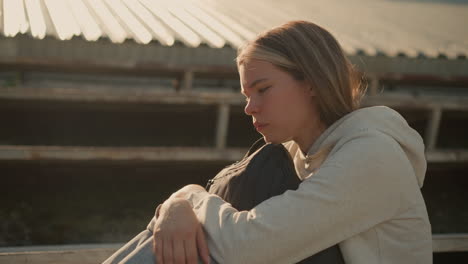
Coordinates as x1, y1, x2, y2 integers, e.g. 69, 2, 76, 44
243, 86, 272, 102
258, 86, 272, 94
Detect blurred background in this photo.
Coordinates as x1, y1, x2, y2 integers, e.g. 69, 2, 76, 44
0, 0, 467, 263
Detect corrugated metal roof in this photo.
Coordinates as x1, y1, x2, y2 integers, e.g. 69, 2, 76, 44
1, 0, 467, 58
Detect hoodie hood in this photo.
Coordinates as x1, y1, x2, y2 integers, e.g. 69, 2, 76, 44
305, 106, 427, 188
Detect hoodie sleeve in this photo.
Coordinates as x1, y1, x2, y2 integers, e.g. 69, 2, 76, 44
187, 129, 417, 264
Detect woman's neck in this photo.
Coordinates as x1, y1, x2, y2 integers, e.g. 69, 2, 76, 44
294, 120, 327, 155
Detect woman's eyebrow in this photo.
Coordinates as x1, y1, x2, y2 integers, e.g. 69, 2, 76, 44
242, 78, 269, 91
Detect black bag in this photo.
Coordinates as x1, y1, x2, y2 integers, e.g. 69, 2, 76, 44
206, 138, 345, 264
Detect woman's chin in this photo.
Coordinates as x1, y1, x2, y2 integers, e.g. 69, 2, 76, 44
262, 135, 284, 145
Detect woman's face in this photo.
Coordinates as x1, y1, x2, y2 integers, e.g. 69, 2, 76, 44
239, 59, 320, 145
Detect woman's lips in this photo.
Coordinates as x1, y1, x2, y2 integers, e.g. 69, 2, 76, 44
253, 122, 269, 132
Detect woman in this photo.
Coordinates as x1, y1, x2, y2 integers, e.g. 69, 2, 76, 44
105, 20, 432, 264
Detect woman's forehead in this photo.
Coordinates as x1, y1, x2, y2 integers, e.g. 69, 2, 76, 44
240, 60, 275, 73
240, 60, 278, 86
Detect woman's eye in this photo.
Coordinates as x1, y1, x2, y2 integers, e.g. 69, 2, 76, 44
258, 86, 271, 94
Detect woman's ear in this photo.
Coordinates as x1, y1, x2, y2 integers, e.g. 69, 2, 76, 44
302, 81, 316, 97
308, 84, 316, 97
309, 89, 316, 97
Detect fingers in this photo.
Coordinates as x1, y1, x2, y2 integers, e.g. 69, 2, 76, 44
184, 237, 198, 264
173, 239, 185, 264
196, 225, 210, 264
153, 236, 162, 264
163, 238, 173, 264
156, 238, 197, 264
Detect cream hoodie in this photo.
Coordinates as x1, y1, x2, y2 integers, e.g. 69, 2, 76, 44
187, 106, 432, 264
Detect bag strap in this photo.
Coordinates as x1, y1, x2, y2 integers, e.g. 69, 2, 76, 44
244, 137, 266, 158
205, 138, 266, 190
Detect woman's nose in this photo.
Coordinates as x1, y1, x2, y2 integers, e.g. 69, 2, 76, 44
244, 98, 259, 116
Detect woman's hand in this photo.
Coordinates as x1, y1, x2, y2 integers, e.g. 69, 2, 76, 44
170, 184, 207, 200
153, 197, 210, 264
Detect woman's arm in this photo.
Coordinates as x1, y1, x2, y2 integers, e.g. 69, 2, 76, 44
180, 130, 420, 264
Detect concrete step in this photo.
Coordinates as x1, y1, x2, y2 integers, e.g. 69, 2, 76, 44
1, 234, 467, 264
0, 243, 122, 264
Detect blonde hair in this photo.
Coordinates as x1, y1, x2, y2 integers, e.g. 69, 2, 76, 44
237, 20, 364, 126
